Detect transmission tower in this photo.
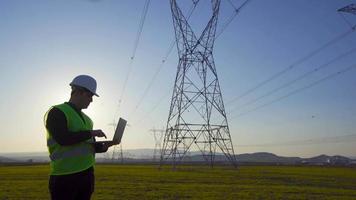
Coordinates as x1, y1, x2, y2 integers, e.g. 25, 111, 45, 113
149, 127, 165, 162
109, 121, 124, 163
338, 4, 356, 29
111, 144, 123, 163
160, 0, 237, 168
338, 4, 356, 15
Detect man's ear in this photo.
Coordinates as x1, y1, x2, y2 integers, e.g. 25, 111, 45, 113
71, 89, 81, 97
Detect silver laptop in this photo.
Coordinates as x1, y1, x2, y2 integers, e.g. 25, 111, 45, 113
96, 118, 127, 144
112, 118, 127, 143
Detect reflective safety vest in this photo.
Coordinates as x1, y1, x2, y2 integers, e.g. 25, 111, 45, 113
45, 103, 95, 175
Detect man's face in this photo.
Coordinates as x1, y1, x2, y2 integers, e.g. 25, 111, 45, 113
79, 90, 94, 109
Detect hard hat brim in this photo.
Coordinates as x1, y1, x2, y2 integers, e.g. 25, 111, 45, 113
70, 83, 99, 97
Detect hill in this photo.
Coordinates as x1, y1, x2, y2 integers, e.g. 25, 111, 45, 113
0, 150, 354, 166
301, 154, 352, 165
0, 156, 18, 163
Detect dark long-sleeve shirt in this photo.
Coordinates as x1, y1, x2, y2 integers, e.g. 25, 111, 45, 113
46, 102, 107, 153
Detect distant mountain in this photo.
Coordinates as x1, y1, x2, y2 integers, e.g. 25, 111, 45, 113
0, 152, 49, 162
301, 155, 352, 165
0, 150, 354, 166
121, 148, 155, 159
185, 152, 301, 164
0, 156, 18, 163
181, 152, 353, 166
236, 152, 301, 163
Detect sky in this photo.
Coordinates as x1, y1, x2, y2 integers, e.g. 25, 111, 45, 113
0, 0, 355, 157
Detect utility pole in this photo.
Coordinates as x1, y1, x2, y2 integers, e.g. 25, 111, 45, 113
149, 127, 165, 162
160, 0, 237, 169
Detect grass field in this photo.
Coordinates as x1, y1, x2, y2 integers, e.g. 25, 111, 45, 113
0, 164, 356, 200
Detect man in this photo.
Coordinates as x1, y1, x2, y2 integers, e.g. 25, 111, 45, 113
44, 75, 118, 200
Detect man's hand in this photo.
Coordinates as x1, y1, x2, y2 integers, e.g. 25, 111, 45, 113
90, 130, 107, 138
97, 141, 117, 151
101, 140, 120, 149
92, 140, 120, 153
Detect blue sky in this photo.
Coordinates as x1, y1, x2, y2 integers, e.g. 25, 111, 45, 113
0, 0, 355, 157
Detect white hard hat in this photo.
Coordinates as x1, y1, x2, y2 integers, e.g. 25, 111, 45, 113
70, 75, 99, 97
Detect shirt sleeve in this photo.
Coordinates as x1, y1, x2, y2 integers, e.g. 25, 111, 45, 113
46, 107, 92, 146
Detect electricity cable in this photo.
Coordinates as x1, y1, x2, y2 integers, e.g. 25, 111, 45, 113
225, 24, 356, 106
230, 63, 356, 119
227, 47, 356, 115
133, 92, 171, 126
338, 12, 354, 29
127, 1, 200, 121
216, 0, 251, 39
116, 0, 151, 118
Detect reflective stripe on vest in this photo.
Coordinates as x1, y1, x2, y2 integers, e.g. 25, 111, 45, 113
49, 145, 94, 161
47, 138, 94, 152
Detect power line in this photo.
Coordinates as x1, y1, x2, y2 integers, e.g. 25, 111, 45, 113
111, 1, 151, 162
227, 47, 356, 115
216, 0, 251, 38
338, 12, 354, 30
225, 24, 356, 106
230, 63, 356, 119
127, 1, 200, 120
133, 91, 171, 126
227, 0, 238, 10
117, 0, 151, 114
131, 0, 151, 61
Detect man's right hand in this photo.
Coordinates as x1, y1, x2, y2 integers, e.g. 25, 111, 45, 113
90, 130, 107, 138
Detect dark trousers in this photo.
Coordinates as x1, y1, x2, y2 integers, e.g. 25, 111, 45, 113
49, 167, 94, 200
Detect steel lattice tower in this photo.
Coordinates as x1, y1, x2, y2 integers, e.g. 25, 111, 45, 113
150, 128, 165, 162
160, 0, 237, 168
109, 121, 124, 163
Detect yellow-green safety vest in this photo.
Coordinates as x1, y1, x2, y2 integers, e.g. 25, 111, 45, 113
44, 103, 95, 175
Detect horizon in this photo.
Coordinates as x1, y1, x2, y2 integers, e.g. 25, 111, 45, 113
0, 149, 355, 159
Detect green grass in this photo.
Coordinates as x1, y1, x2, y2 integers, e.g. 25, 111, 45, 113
0, 164, 356, 199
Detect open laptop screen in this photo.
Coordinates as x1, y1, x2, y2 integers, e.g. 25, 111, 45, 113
113, 118, 127, 142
